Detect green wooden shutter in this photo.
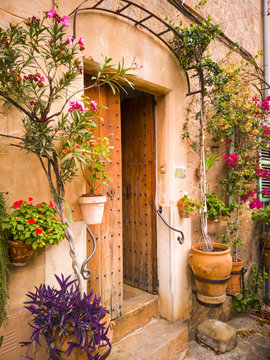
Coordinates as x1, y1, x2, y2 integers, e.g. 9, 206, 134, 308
260, 148, 270, 202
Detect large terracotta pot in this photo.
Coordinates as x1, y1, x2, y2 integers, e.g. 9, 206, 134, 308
79, 195, 107, 225
226, 258, 243, 295
53, 312, 114, 360
189, 242, 232, 305
8, 240, 35, 266
263, 237, 270, 268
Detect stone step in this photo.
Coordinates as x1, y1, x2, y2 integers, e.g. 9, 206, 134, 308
109, 318, 188, 360
112, 285, 159, 343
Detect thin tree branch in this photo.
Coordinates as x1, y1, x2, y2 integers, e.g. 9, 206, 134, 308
0, 133, 23, 140
0, 90, 37, 120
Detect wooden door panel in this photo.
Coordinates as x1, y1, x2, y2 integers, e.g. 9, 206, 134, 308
84, 75, 122, 319
122, 94, 157, 293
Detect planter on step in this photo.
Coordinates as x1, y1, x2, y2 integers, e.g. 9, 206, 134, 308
79, 194, 107, 225
53, 312, 115, 360
226, 258, 243, 295
189, 242, 232, 306
8, 240, 35, 266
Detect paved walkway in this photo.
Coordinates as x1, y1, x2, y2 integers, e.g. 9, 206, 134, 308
185, 306, 270, 360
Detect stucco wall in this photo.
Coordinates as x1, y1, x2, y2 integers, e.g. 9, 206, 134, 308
0, 0, 268, 357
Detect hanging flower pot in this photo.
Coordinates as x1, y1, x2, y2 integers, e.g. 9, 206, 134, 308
189, 242, 232, 305
79, 195, 107, 225
8, 240, 35, 266
177, 194, 201, 218
226, 258, 243, 295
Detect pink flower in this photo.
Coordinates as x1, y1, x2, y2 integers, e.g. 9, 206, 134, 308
224, 153, 238, 168
67, 35, 74, 45
47, 9, 57, 18
90, 100, 98, 111
249, 198, 263, 209
68, 101, 85, 112
78, 37, 85, 47
226, 138, 230, 145
61, 16, 70, 27
263, 188, 270, 196
39, 76, 45, 82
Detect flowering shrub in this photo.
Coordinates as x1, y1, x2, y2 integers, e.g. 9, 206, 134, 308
1, 198, 67, 249
0, 7, 133, 287
21, 274, 110, 360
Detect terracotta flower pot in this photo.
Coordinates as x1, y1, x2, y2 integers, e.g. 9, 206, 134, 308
79, 195, 107, 225
53, 312, 114, 360
263, 237, 270, 269
226, 258, 243, 295
177, 198, 191, 218
189, 242, 232, 305
8, 240, 35, 266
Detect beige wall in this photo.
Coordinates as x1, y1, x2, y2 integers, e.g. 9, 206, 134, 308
0, 0, 266, 357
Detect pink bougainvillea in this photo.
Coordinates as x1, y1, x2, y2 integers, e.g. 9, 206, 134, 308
224, 153, 238, 168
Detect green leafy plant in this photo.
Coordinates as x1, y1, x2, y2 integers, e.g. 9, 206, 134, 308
1, 198, 67, 249
0, 193, 9, 327
178, 194, 201, 215
232, 264, 268, 312
206, 192, 231, 221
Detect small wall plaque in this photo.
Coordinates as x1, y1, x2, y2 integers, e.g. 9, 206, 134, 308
175, 166, 186, 179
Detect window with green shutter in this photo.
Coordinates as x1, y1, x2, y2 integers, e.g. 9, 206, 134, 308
260, 148, 270, 202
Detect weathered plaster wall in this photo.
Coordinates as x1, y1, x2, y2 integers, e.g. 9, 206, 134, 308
0, 0, 268, 357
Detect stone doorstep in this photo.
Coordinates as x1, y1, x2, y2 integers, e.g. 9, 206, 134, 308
112, 285, 159, 343
109, 318, 188, 360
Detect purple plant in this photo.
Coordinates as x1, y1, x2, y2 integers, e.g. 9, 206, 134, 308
21, 274, 110, 360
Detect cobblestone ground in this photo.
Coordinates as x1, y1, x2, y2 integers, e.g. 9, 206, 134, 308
185, 306, 270, 360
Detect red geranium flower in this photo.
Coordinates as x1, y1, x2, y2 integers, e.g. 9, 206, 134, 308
28, 218, 35, 224
29, 197, 33, 202
36, 203, 41, 207
13, 200, 23, 209
49, 201, 54, 207
35, 227, 43, 234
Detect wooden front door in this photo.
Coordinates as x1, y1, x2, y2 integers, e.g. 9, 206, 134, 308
84, 75, 122, 320
121, 94, 157, 294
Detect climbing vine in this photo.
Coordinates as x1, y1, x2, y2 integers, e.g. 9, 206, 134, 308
171, 16, 270, 254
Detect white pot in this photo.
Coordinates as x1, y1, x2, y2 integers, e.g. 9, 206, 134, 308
79, 195, 107, 225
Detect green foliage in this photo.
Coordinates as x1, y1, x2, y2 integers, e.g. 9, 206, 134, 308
1, 198, 67, 249
0, 193, 9, 327
206, 192, 230, 221
232, 265, 267, 312
252, 204, 270, 226
172, 16, 221, 71
179, 194, 201, 215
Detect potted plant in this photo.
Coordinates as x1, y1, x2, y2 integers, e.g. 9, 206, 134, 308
76, 98, 113, 225
177, 194, 201, 218
21, 274, 114, 360
1, 198, 67, 266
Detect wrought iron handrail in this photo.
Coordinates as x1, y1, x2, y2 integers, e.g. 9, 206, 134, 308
81, 225, 97, 280
156, 206, 184, 244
